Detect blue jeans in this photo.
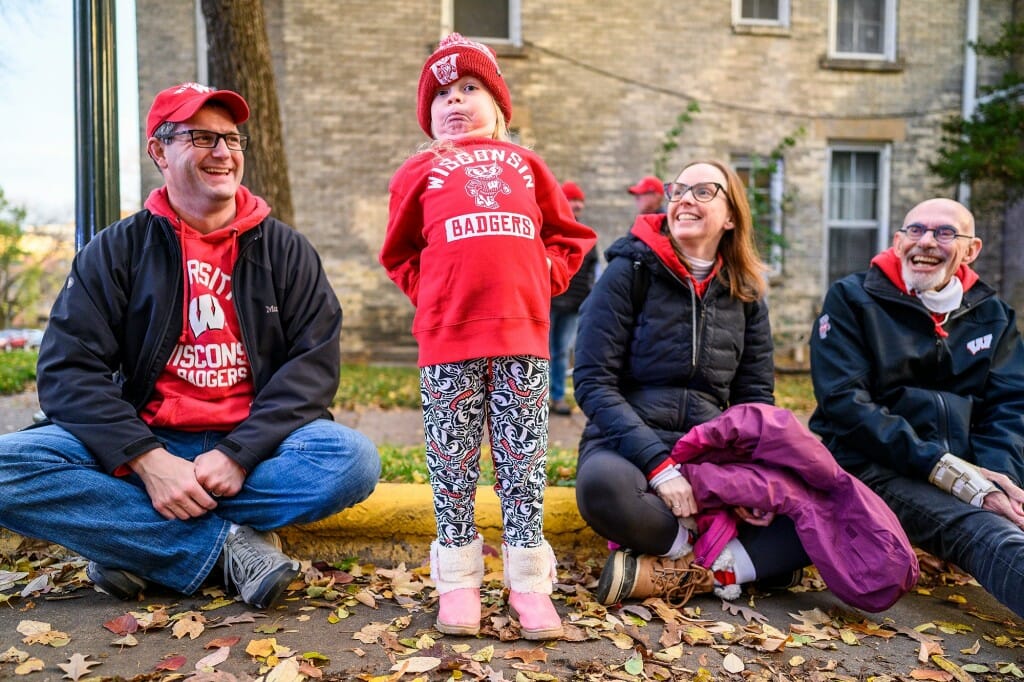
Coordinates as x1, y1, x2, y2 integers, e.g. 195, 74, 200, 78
548, 308, 579, 402
854, 460, 1024, 618
0, 420, 379, 594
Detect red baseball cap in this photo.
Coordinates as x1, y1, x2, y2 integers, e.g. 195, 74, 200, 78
561, 181, 585, 202
146, 82, 250, 138
628, 175, 663, 195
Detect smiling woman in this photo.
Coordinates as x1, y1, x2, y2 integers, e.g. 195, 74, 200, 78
0, 0, 140, 224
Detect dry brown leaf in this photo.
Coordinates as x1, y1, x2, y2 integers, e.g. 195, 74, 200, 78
931, 655, 976, 682
909, 669, 953, 681
57, 653, 100, 681
265, 656, 304, 682
353, 589, 377, 608
0, 646, 29, 663
918, 640, 944, 663
390, 656, 441, 674
110, 634, 138, 648
205, 636, 241, 649
503, 647, 548, 664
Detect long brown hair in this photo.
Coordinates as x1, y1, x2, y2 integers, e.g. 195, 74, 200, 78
676, 159, 768, 301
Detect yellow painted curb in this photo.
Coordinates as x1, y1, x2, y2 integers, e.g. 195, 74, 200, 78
279, 482, 607, 565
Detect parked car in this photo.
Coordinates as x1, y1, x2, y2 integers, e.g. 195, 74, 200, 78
21, 328, 44, 350
0, 329, 27, 352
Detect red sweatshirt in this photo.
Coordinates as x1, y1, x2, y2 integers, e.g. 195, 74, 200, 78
140, 186, 269, 431
380, 139, 596, 367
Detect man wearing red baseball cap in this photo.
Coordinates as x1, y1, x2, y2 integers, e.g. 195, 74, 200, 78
0, 82, 380, 610
628, 175, 666, 215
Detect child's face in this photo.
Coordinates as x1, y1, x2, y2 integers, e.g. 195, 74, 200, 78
430, 76, 498, 140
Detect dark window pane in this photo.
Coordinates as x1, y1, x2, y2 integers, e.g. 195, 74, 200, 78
454, 0, 510, 40
742, 0, 780, 20
828, 228, 877, 283
836, 0, 884, 54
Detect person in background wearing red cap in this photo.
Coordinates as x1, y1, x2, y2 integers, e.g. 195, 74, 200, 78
0, 82, 380, 610
380, 34, 596, 640
549, 181, 598, 416
629, 175, 666, 215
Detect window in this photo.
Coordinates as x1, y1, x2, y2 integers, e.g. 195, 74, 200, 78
825, 145, 891, 284
829, 0, 897, 60
733, 155, 785, 273
733, 0, 789, 26
442, 0, 522, 47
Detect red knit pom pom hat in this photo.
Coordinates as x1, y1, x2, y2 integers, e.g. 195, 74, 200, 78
417, 33, 512, 138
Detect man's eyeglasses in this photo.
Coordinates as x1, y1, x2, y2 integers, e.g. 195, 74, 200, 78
663, 181, 726, 203
159, 129, 249, 151
898, 223, 974, 245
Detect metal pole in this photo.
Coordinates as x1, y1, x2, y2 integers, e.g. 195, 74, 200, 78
73, 0, 120, 252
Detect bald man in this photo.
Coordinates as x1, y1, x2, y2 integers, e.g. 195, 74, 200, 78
809, 198, 1024, 617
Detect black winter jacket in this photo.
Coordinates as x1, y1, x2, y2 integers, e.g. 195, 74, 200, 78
551, 246, 598, 313
809, 263, 1024, 485
573, 218, 774, 479
37, 210, 342, 474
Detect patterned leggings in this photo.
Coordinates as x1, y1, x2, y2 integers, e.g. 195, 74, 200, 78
420, 356, 549, 549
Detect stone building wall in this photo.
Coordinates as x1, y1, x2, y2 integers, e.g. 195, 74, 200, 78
134, 1, 1013, 364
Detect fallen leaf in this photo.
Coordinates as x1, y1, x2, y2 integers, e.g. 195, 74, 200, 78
722, 652, 744, 673
909, 669, 953, 681
57, 653, 100, 681
20, 574, 51, 597
14, 657, 45, 675
503, 648, 547, 664
0, 647, 29, 663
720, 600, 767, 623
110, 634, 138, 647
265, 656, 303, 682
206, 636, 241, 649
171, 612, 205, 640
390, 656, 441, 674
153, 654, 187, 671
194, 646, 230, 672
931, 655, 975, 682
103, 613, 139, 636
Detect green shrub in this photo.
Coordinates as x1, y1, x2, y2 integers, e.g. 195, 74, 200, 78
0, 350, 37, 395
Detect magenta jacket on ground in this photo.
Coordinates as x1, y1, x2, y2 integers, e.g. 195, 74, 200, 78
671, 403, 919, 612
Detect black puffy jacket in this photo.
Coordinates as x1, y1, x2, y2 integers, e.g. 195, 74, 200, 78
809, 263, 1024, 485
573, 216, 774, 478
37, 210, 342, 474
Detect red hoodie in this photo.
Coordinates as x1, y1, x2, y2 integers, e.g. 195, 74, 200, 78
870, 247, 979, 338
380, 139, 596, 366
140, 186, 270, 431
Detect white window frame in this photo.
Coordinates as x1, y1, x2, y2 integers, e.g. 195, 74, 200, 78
828, 0, 898, 61
732, 0, 790, 28
823, 143, 891, 286
441, 0, 522, 48
732, 155, 785, 274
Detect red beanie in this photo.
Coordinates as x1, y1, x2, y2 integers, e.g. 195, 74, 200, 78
417, 33, 512, 138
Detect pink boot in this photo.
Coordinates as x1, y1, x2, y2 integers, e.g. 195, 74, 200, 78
503, 542, 564, 640
430, 535, 483, 636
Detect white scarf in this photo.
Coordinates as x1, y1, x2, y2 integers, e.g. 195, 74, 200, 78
916, 276, 964, 315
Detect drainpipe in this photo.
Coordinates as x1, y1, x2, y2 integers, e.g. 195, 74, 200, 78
959, 0, 979, 207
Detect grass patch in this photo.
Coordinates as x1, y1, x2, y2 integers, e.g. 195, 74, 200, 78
774, 372, 817, 415
379, 444, 578, 488
0, 350, 37, 395
335, 364, 420, 410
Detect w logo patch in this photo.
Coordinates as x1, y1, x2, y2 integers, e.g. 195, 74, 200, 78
189, 294, 226, 338
966, 334, 992, 356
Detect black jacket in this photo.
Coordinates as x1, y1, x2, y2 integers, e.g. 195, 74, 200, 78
551, 246, 598, 313
37, 210, 342, 474
809, 264, 1024, 485
573, 224, 774, 478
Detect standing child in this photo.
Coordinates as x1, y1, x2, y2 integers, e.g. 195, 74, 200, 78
380, 33, 596, 639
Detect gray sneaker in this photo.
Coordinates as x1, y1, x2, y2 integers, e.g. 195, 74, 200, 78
87, 562, 148, 600
221, 526, 299, 609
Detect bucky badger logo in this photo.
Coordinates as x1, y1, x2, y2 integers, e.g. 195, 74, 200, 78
464, 162, 511, 209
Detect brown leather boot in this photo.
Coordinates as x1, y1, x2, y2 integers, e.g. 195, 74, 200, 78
595, 549, 713, 606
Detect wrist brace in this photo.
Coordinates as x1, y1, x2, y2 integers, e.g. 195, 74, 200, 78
928, 453, 998, 507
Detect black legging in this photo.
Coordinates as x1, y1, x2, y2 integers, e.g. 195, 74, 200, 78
576, 447, 809, 580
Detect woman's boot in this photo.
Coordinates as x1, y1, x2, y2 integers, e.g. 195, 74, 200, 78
430, 535, 484, 635
595, 549, 714, 606
503, 542, 564, 640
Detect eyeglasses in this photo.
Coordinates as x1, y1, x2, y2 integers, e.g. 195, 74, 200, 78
898, 223, 974, 245
663, 181, 726, 203
159, 129, 249, 151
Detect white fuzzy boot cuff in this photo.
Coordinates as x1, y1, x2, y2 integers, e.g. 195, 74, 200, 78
503, 542, 557, 595
430, 535, 484, 595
